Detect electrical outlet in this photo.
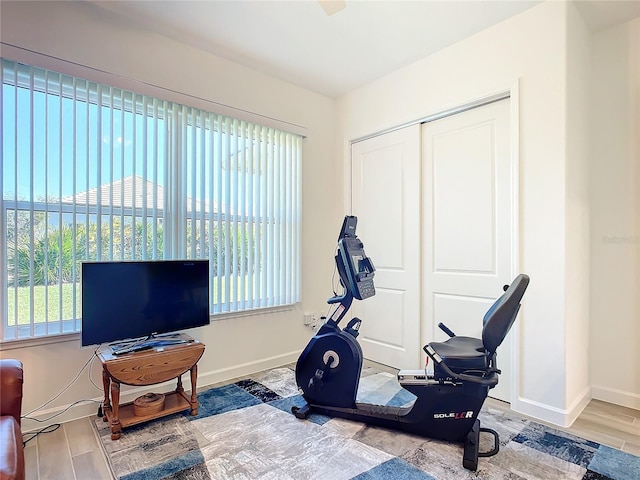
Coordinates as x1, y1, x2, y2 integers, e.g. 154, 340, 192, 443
304, 312, 325, 329
312, 312, 327, 329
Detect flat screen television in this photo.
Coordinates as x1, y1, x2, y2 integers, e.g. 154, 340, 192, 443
81, 260, 210, 348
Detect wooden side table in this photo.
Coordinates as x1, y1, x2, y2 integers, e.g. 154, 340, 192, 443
97, 336, 205, 440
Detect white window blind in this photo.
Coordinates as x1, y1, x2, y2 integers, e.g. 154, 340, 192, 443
0, 58, 302, 341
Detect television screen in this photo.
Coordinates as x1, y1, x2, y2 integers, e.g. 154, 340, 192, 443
81, 260, 210, 347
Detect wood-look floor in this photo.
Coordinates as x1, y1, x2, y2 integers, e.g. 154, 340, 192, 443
24, 389, 640, 479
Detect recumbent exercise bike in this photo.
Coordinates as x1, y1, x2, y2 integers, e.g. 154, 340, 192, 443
292, 215, 529, 470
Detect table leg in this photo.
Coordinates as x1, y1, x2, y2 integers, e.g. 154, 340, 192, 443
110, 381, 122, 440
101, 366, 111, 422
190, 364, 198, 416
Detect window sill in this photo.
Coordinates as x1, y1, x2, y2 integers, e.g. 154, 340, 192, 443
0, 332, 82, 351
210, 304, 297, 322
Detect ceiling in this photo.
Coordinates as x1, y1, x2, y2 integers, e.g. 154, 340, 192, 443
88, 0, 640, 98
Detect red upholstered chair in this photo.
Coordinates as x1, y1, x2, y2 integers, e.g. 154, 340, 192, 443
0, 359, 25, 480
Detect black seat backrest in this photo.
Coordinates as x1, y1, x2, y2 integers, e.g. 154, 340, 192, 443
482, 274, 530, 357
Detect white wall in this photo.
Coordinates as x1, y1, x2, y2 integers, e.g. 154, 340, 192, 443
336, 1, 590, 426
563, 0, 592, 420
589, 17, 640, 410
0, 0, 342, 431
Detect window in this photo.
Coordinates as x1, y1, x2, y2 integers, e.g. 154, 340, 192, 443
1, 58, 302, 341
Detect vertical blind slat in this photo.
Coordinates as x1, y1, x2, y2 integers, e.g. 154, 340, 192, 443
96, 84, 103, 260
13, 64, 19, 338
71, 77, 78, 325
56, 72, 64, 333
190, 108, 196, 258
108, 87, 115, 260
268, 128, 276, 306
258, 126, 267, 308
179, 105, 187, 258
215, 114, 223, 312
84, 82, 90, 297
279, 131, 286, 306
43, 69, 50, 333
131, 95, 138, 259
151, 99, 159, 259
246, 123, 255, 305
223, 116, 231, 312
152, 99, 156, 256
142, 96, 148, 260
28, 66, 35, 336
207, 113, 215, 311
231, 118, 239, 311
264, 129, 271, 306
288, 134, 294, 305
119, 89, 125, 260
238, 120, 246, 309
198, 110, 205, 263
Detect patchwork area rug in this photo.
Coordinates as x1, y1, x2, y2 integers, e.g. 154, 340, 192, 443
93, 366, 640, 480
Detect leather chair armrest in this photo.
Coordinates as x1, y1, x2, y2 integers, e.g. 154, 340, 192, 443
0, 417, 25, 480
0, 360, 24, 425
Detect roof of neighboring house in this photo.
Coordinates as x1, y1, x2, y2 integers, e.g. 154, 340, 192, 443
61, 175, 215, 213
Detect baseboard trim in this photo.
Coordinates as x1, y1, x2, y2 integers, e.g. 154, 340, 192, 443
196, 351, 300, 389
565, 385, 592, 426
22, 351, 300, 434
511, 385, 591, 428
592, 384, 640, 410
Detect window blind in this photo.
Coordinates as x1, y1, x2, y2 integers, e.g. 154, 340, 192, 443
0, 58, 302, 341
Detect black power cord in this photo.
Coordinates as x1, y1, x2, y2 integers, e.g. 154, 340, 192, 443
22, 424, 61, 447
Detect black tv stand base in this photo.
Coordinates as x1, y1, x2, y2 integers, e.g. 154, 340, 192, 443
110, 333, 193, 355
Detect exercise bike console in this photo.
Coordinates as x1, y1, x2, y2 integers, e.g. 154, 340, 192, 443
292, 215, 529, 471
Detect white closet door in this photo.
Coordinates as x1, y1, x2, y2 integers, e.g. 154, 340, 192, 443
422, 99, 514, 401
351, 124, 422, 369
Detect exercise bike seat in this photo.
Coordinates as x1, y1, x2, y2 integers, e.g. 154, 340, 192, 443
427, 336, 487, 374
426, 274, 530, 380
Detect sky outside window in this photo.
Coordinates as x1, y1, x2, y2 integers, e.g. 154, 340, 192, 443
2, 82, 167, 204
